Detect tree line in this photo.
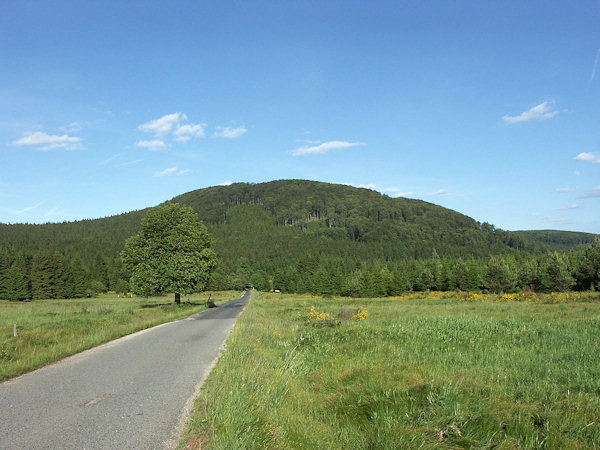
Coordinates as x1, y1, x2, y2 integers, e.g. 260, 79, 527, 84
210, 239, 600, 297
0, 250, 129, 301
1, 234, 598, 301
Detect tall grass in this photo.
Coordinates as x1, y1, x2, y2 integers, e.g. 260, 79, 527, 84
0, 292, 238, 382
183, 293, 600, 448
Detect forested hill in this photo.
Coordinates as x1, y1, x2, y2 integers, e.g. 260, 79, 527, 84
172, 179, 531, 259
2, 179, 593, 296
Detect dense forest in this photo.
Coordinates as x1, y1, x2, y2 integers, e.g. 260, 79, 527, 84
0, 180, 598, 300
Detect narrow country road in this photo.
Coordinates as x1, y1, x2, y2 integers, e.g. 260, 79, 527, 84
0, 290, 250, 449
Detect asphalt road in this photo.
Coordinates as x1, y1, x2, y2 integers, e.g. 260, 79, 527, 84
0, 290, 250, 449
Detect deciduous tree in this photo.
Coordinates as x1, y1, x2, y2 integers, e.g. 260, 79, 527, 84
121, 202, 217, 303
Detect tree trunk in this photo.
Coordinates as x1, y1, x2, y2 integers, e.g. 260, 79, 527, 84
174, 292, 181, 304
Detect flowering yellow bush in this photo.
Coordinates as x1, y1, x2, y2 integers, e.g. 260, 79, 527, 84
351, 309, 368, 321
308, 305, 332, 320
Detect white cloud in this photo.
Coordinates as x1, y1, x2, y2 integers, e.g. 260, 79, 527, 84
214, 125, 248, 139
574, 152, 600, 163
555, 187, 579, 193
592, 47, 600, 81
154, 167, 178, 177
120, 159, 144, 167
428, 189, 455, 197
578, 186, 600, 199
138, 112, 208, 144
139, 112, 186, 136
291, 140, 365, 156
554, 204, 579, 211
153, 167, 190, 177
355, 183, 412, 198
542, 216, 571, 224
381, 188, 414, 198
136, 139, 167, 151
219, 180, 233, 186
174, 123, 207, 142
60, 121, 83, 133
502, 101, 558, 124
357, 183, 378, 190
44, 204, 61, 217
10, 202, 42, 214
100, 152, 127, 165
11, 131, 82, 150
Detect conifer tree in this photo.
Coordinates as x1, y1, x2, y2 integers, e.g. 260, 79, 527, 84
5, 255, 30, 301
0, 250, 10, 298
68, 257, 88, 298
30, 252, 53, 299
50, 251, 68, 299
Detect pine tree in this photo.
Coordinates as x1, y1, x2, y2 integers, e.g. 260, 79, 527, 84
5, 255, 30, 301
30, 252, 53, 299
68, 257, 88, 298
50, 251, 67, 299
0, 250, 11, 299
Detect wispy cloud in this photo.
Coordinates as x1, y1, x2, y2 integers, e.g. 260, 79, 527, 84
578, 186, 600, 199
219, 180, 233, 186
291, 140, 365, 156
554, 204, 579, 211
428, 189, 458, 197
139, 112, 186, 136
502, 101, 558, 124
555, 187, 579, 193
11, 131, 82, 150
10, 202, 43, 214
592, 47, 600, 81
100, 152, 127, 165
542, 216, 571, 225
120, 159, 144, 167
154, 167, 177, 177
136, 139, 166, 151
153, 167, 189, 177
214, 125, 247, 139
574, 152, 600, 163
355, 183, 413, 198
44, 204, 61, 217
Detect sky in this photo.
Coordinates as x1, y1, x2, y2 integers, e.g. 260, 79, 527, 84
1, 1, 599, 233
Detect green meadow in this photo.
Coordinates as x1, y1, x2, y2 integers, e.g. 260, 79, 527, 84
183, 292, 600, 449
0, 291, 238, 382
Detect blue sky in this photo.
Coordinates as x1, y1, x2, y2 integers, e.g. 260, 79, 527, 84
1, 1, 599, 233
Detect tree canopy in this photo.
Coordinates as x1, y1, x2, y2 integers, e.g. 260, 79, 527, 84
120, 202, 217, 303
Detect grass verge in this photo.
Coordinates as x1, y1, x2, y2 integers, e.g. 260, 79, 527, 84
0, 291, 240, 382
182, 292, 600, 448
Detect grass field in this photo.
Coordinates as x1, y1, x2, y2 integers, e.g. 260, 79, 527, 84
0, 291, 240, 382
182, 292, 600, 449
